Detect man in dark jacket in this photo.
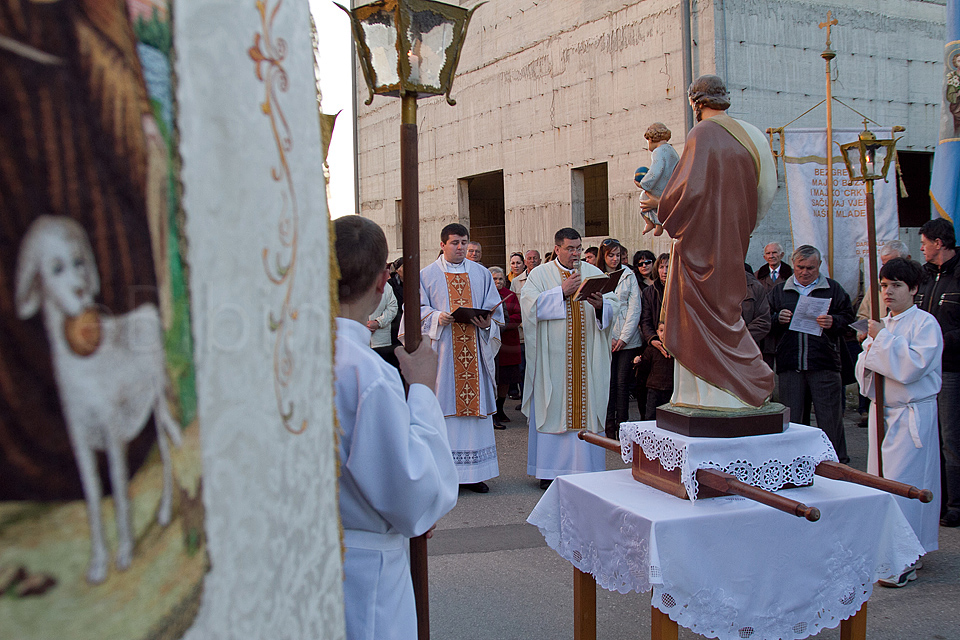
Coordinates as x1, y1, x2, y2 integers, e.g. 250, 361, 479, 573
743, 267, 772, 349
756, 242, 792, 370
768, 245, 855, 462
916, 218, 960, 528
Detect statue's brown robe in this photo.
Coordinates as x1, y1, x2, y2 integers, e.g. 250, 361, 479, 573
658, 116, 775, 408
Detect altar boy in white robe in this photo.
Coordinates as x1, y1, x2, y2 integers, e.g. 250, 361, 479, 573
333, 216, 459, 640
856, 258, 943, 588
521, 227, 619, 490
401, 223, 504, 493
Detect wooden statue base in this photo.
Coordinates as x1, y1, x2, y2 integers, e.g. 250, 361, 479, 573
655, 402, 788, 438
631, 442, 808, 500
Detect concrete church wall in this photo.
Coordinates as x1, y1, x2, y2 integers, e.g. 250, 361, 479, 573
356, 0, 946, 271
712, 0, 946, 267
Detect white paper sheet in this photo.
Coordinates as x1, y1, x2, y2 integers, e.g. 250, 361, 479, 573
789, 295, 831, 336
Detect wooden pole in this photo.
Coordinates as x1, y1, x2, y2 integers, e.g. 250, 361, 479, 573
820, 11, 838, 278
864, 179, 885, 478
400, 92, 430, 640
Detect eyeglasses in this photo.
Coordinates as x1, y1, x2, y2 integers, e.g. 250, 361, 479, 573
600, 238, 620, 246
637, 260, 654, 266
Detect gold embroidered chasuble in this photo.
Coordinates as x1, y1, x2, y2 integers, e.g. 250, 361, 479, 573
559, 269, 588, 432
519, 260, 619, 435
446, 272, 483, 417
399, 258, 503, 420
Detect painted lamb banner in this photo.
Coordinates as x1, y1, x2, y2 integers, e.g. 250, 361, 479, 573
782, 127, 900, 299
0, 0, 205, 637
0, 0, 344, 638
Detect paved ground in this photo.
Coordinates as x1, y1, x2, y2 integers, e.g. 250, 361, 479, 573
427, 388, 960, 639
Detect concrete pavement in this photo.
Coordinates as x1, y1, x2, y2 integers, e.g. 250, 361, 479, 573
427, 391, 960, 639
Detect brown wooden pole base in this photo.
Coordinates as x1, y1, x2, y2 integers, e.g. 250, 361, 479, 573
573, 567, 596, 640
840, 602, 867, 640
651, 606, 679, 640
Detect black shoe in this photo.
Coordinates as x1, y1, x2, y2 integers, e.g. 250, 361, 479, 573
941, 510, 960, 527
539, 479, 553, 490
508, 393, 521, 400
463, 482, 489, 493
494, 411, 511, 423
515, 404, 523, 411
493, 421, 506, 430
858, 414, 869, 428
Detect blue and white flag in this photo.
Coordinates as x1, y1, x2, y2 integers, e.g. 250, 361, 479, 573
931, 0, 960, 232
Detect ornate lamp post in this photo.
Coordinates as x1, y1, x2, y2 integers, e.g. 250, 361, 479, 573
337, 2, 483, 637
838, 120, 900, 477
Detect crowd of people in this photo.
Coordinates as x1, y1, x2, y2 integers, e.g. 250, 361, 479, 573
333, 74, 959, 639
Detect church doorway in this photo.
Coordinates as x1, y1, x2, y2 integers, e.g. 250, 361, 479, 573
458, 170, 506, 270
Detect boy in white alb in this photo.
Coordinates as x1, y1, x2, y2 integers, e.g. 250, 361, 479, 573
333, 215, 458, 639
856, 258, 943, 588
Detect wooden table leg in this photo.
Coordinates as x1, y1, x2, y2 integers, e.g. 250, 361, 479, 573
573, 567, 596, 640
840, 602, 867, 640
651, 606, 678, 640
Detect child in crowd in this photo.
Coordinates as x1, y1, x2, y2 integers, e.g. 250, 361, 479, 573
855, 258, 943, 588
334, 215, 458, 638
635, 321, 674, 420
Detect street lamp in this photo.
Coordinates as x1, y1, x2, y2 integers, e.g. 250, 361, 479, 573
341, 0, 481, 106
337, 2, 483, 638
838, 119, 900, 478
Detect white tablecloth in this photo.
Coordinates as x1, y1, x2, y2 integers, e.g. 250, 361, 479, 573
528, 469, 923, 640
618, 421, 838, 500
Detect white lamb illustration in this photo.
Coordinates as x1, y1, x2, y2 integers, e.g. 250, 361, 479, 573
15, 215, 182, 585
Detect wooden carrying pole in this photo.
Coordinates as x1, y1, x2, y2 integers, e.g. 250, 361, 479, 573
400, 92, 430, 640
577, 432, 820, 521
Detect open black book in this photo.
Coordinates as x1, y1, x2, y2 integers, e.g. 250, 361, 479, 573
451, 306, 493, 324
572, 268, 623, 301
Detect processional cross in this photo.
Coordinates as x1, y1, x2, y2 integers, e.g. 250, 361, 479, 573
819, 10, 838, 49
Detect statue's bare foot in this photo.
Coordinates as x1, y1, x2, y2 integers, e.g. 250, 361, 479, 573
642, 220, 655, 235
653, 225, 664, 236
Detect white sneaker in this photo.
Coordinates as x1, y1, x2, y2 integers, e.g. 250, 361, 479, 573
878, 564, 918, 588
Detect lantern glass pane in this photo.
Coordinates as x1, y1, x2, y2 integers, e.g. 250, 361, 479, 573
871, 145, 890, 179
844, 145, 863, 180
361, 9, 400, 87
406, 9, 456, 89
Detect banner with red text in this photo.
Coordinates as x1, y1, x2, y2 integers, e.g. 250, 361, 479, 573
783, 127, 900, 299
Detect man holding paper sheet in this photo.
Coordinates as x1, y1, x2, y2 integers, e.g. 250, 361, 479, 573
520, 228, 619, 489
768, 245, 855, 461
400, 223, 504, 493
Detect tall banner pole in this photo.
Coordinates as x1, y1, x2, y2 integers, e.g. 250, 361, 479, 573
864, 178, 885, 477
820, 11, 838, 277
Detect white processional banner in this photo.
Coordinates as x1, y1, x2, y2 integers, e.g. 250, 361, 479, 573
783, 128, 900, 299
177, 0, 345, 638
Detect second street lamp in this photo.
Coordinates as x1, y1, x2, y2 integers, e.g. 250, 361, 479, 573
838, 119, 900, 478
338, 2, 483, 638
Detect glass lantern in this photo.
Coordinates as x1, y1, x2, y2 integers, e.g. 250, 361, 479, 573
338, 0, 484, 105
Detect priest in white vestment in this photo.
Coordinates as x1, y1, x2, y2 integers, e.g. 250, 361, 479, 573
856, 258, 943, 583
401, 223, 504, 492
521, 228, 619, 488
333, 216, 458, 640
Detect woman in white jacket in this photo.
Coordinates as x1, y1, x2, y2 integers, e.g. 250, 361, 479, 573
600, 240, 643, 439
368, 285, 399, 365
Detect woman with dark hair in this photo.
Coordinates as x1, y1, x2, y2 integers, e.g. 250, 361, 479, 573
633, 250, 657, 290
600, 240, 642, 439
639, 253, 673, 419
